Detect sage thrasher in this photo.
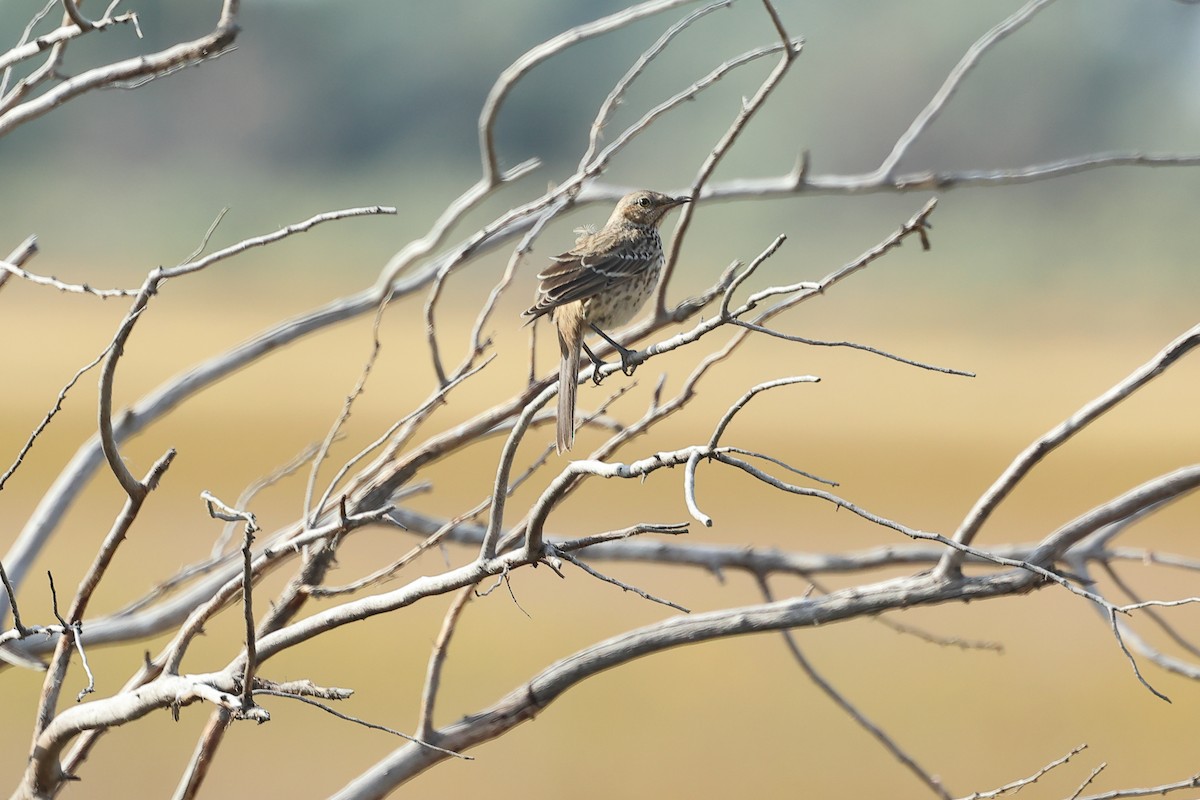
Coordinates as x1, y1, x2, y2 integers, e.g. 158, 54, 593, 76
524, 190, 690, 452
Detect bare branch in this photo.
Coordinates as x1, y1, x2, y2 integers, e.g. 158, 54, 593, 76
579, 1, 733, 170
954, 744, 1087, 800
707, 376, 820, 450
0, 259, 138, 297
657, 0, 802, 313
875, 0, 1057, 180
0, 0, 239, 138
1075, 773, 1200, 800
1068, 762, 1107, 800
554, 547, 690, 613
756, 575, 950, 800
0, 1, 56, 97
0, 341, 113, 492
939, 323, 1200, 579
478, 0, 696, 183
417, 586, 473, 741
730, 321, 976, 376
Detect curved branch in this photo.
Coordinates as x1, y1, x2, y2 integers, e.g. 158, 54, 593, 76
331, 569, 1029, 799
0, 0, 239, 138
937, 322, 1200, 579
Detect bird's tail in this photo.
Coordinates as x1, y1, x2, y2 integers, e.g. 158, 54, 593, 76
555, 304, 584, 453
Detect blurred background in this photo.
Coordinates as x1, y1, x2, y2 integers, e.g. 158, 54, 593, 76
1, 0, 1198, 797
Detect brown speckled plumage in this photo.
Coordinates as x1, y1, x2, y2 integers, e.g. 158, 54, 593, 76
524, 190, 690, 452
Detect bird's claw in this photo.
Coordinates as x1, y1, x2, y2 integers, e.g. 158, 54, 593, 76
618, 350, 638, 377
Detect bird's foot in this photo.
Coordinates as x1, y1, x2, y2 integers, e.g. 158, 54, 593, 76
587, 324, 640, 378
614, 343, 639, 377
581, 343, 608, 386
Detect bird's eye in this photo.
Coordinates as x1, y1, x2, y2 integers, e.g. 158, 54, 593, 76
638, 196, 651, 208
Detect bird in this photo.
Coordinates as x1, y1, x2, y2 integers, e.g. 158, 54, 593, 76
523, 189, 691, 452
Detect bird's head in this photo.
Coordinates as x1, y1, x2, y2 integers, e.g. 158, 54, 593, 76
611, 190, 691, 228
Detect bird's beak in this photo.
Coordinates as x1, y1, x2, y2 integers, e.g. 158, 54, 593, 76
672, 196, 692, 206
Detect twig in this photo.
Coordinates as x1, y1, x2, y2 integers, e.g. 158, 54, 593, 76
477, 0, 695, 183
1101, 563, 1200, 659
0, 559, 28, 636
305, 294, 389, 526
683, 449, 711, 527
215, 442, 321, 557
1075, 773, 1200, 800
719, 234, 787, 318
174, 709, 231, 800
938, 322, 1200, 579
0, 260, 139, 297
74, 451, 177, 625
0, 234, 39, 292
327, 568, 1055, 794
181, 207, 229, 262
1107, 606, 1170, 703
0, 0, 55, 97
657, 0, 802, 313
556, 522, 690, 552
209, 495, 263, 711
707, 376, 820, 449
954, 744, 1087, 800
0, 342, 115, 493
0, 0, 238, 137
579, 1, 733, 170
417, 586, 473, 740
30, 451, 176, 725
48, 571, 96, 703
756, 574, 950, 800
255, 689, 471, 759
61, 0, 95, 32
730, 321, 976, 376
316, 356, 494, 525
875, 0, 1057, 180
876, 617, 1003, 653
1069, 763, 1108, 800
166, 206, 396, 281
482, 382, 558, 560
554, 548, 690, 613
716, 447, 838, 487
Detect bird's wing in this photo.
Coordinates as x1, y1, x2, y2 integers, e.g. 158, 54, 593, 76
524, 245, 649, 318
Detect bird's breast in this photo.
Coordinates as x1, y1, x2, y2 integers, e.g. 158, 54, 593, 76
583, 250, 664, 328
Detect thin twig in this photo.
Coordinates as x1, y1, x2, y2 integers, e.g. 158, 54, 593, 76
255, 689, 471, 759
954, 744, 1087, 800
477, 0, 695, 183
555, 548, 690, 613
1107, 607, 1170, 703
239, 525, 258, 711
756, 574, 950, 800
731, 321, 976, 376
417, 585, 474, 740
579, 0, 733, 170
656, 0, 801, 313
0, 560, 27, 636
707, 376, 820, 450
0, 1, 56, 96
719, 235, 787, 318
938, 322, 1200, 579
1069, 763, 1108, 800
305, 294, 389, 526
875, 0, 1058, 180
1075, 773, 1200, 800
174, 709, 231, 800
0, 260, 139, 297
0, 342, 113, 492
